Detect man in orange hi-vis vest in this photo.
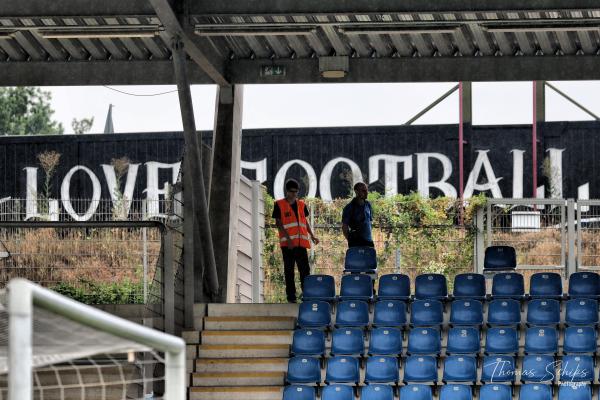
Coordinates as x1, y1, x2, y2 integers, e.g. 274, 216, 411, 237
273, 179, 319, 303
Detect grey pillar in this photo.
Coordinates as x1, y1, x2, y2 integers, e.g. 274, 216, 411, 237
209, 85, 244, 303
536, 80, 546, 122
461, 81, 472, 124
171, 39, 219, 300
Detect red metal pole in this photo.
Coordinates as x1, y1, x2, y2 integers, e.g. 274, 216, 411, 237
532, 81, 538, 198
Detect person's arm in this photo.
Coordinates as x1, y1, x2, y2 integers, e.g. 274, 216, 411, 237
342, 223, 350, 241
275, 218, 295, 248
341, 204, 350, 240
306, 221, 319, 245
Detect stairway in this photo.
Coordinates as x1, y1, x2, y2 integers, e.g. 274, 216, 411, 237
184, 303, 299, 400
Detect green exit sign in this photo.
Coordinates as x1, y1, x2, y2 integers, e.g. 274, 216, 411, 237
261, 65, 286, 77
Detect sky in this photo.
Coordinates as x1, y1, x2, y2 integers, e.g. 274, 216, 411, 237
44, 81, 600, 134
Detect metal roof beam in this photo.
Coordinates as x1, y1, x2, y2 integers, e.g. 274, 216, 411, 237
190, 0, 600, 15
228, 56, 600, 83
0, 60, 212, 86
148, 0, 229, 86
0, 0, 155, 17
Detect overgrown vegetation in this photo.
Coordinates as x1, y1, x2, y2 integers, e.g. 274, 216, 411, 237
262, 191, 487, 302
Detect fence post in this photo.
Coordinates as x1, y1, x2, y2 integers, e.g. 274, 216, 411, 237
567, 199, 576, 276
163, 228, 175, 335
475, 206, 485, 273
577, 201, 582, 270
251, 181, 261, 303
486, 201, 492, 248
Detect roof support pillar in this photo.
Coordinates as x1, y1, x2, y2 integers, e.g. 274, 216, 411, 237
209, 85, 244, 303
172, 38, 219, 301
458, 82, 471, 203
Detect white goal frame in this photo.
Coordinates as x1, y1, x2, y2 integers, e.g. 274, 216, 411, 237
7, 278, 186, 400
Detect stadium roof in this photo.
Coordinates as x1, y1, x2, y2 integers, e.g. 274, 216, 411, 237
1, 0, 600, 86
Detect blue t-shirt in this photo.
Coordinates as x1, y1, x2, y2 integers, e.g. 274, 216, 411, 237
342, 199, 373, 242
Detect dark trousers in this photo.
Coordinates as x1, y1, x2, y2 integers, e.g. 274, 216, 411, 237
348, 236, 375, 248
281, 246, 310, 302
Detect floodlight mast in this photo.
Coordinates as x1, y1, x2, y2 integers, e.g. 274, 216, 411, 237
7, 278, 186, 400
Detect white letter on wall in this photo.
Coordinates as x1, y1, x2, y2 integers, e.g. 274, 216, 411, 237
241, 158, 268, 183
416, 153, 457, 198
101, 163, 141, 218
464, 150, 503, 198
25, 166, 59, 221
511, 150, 524, 198
273, 159, 317, 200
144, 161, 181, 218
546, 148, 565, 199
61, 165, 101, 221
368, 154, 412, 197
319, 157, 363, 202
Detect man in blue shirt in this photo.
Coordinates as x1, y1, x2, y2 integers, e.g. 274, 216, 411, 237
341, 182, 374, 248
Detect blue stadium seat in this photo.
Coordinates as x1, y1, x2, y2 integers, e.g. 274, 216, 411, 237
524, 327, 558, 355
344, 246, 377, 273
331, 328, 365, 356
360, 384, 394, 400
364, 356, 399, 384
373, 300, 407, 328
491, 272, 525, 300
440, 385, 473, 400
484, 245, 516, 271
368, 327, 403, 356
321, 384, 355, 400
297, 301, 331, 329
453, 273, 486, 300
565, 299, 598, 326
485, 327, 519, 355
377, 273, 410, 301
529, 273, 563, 299
286, 356, 321, 385
443, 355, 477, 383
415, 273, 448, 300
335, 300, 370, 329
480, 385, 512, 400
283, 385, 317, 400
519, 384, 553, 400
481, 356, 515, 383
410, 300, 443, 327
403, 355, 438, 383
526, 299, 560, 326
399, 385, 433, 400
446, 327, 481, 355
568, 272, 600, 299
407, 328, 441, 355
559, 355, 594, 382
563, 326, 597, 354
558, 384, 592, 400
340, 274, 374, 302
325, 356, 360, 385
487, 299, 521, 326
521, 355, 555, 383
302, 275, 336, 302
291, 329, 326, 357
450, 300, 484, 326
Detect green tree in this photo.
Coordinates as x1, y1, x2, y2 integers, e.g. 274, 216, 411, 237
0, 87, 63, 135
71, 117, 94, 134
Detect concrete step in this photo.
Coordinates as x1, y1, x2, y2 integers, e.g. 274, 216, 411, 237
197, 344, 290, 358
201, 330, 293, 345
189, 386, 283, 400
195, 358, 288, 373
206, 303, 298, 317
203, 316, 295, 331
192, 371, 285, 386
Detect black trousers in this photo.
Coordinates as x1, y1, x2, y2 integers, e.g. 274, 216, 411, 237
348, 235, 375, 248
281, 246, 310, 302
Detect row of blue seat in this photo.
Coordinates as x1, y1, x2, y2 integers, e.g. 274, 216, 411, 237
304, 272, 600, 303
287, 354, 598, 385
284, 383, 591, 400
298, 298, 600, 329
293, 326, 597, 357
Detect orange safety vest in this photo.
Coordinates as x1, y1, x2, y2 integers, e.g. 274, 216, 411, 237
276, 199, 311, 249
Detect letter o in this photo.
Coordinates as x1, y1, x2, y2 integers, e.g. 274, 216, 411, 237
273, 159, 318, 199
61, 165, 101, 221
319, 157, 363, 202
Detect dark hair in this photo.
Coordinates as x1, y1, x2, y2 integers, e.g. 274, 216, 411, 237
285, 179, 300, 191
353, 182, 367, 191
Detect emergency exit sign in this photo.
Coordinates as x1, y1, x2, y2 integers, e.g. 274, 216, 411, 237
261, 65, 286, 77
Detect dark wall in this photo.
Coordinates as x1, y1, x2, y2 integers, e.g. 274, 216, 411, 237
0, 121, 598, 202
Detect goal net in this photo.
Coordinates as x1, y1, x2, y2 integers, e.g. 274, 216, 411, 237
0, 279, 185, 400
